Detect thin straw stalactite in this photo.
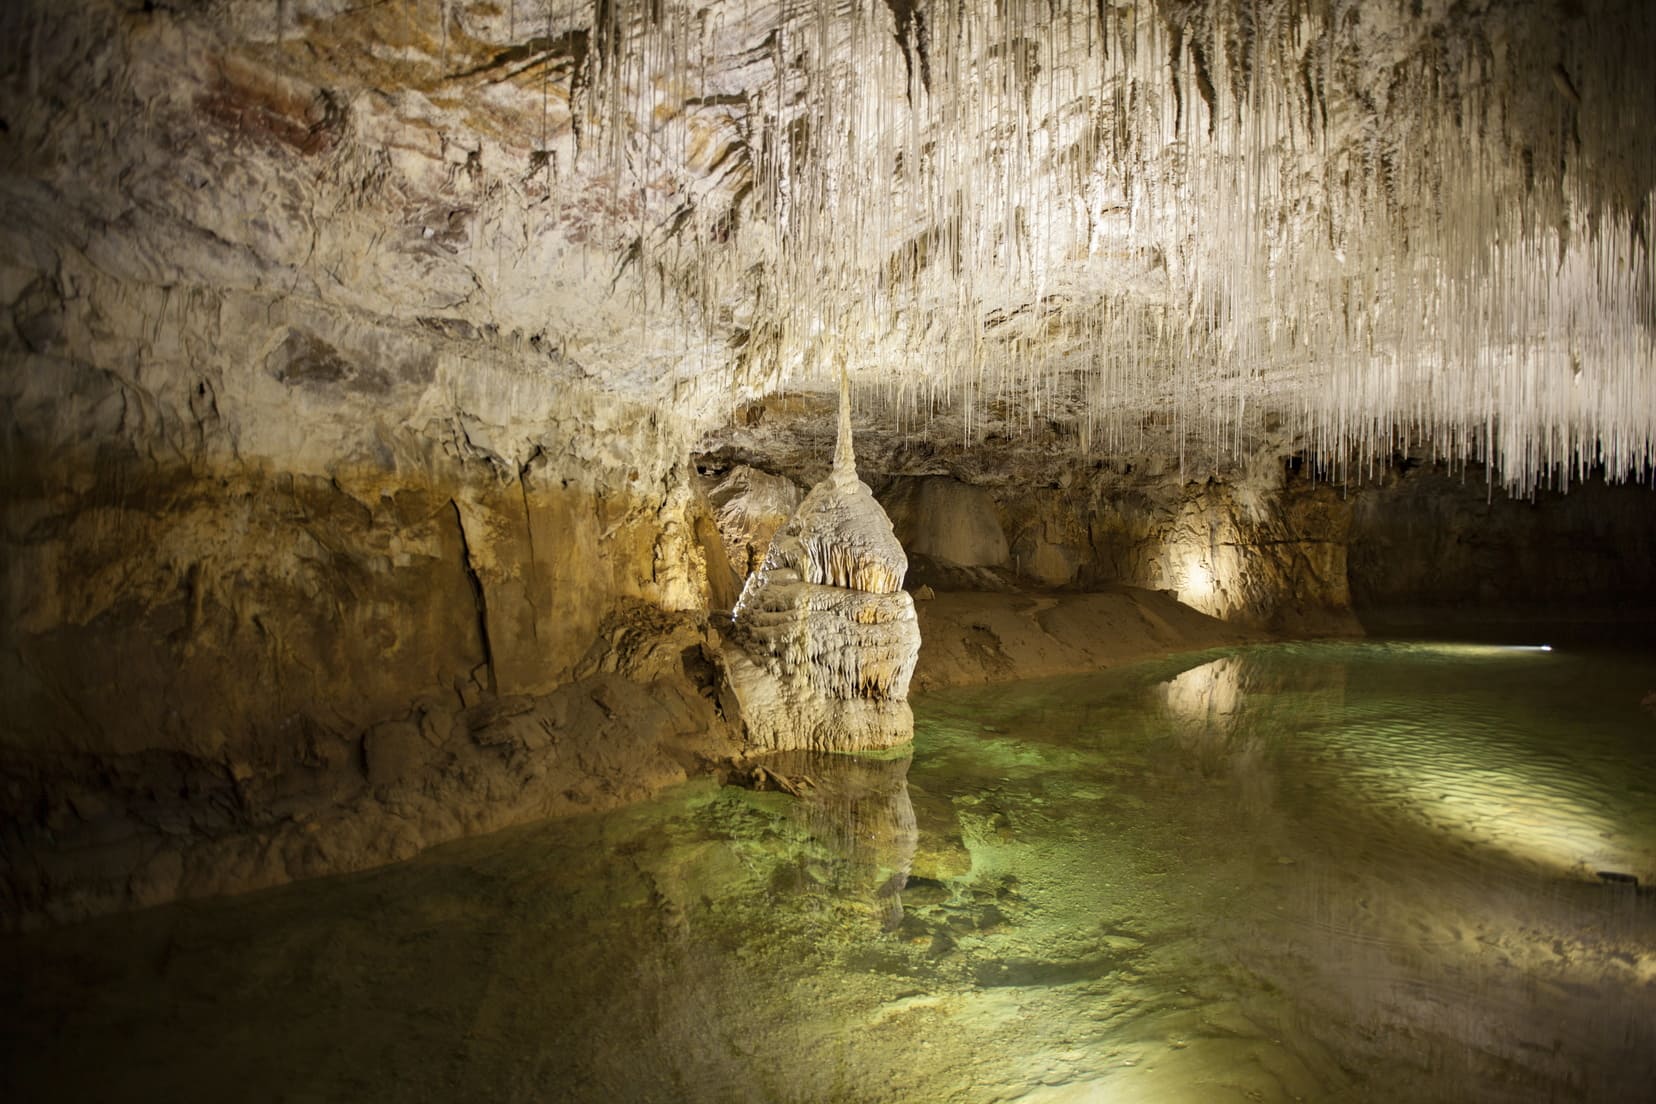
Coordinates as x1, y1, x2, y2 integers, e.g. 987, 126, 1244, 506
518, 0, 1652, 495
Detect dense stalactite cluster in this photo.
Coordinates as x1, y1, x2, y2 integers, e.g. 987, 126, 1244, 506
5, 0, 1649, 491
461, 0, 1655, 491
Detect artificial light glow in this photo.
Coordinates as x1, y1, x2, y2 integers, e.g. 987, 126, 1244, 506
1167, 546, 1222, 615
1388, 761, 1632, 880
1162, 656, 1242, 725
1160, 643, 1643, 884
1387, 642, 1558, 660
1181, 561, 1213, 603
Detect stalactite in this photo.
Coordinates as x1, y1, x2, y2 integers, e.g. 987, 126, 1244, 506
526, 0, 1651, 495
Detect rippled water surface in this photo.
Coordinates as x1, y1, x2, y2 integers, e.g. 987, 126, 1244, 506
4, 636, 1655, 1103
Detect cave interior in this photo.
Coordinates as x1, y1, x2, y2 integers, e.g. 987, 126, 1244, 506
1, 1, 1654, 1101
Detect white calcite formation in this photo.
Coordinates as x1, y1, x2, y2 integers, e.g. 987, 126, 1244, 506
5, 1, 1648, 499
726, 381, 920, 752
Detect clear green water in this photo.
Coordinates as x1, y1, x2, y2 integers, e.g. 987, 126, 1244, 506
4, 638, 1655, 1103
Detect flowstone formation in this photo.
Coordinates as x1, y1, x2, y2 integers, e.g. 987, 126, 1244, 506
724, 381, 920, 752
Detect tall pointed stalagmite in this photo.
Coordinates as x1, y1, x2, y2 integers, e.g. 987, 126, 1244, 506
832, 363, 856, 481
725, 373, 922, 753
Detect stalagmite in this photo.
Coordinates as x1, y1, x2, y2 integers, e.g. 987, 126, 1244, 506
725, 369, 921, 752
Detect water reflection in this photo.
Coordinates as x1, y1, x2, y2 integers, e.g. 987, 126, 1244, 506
1151, 644, 1656, 885
3, 640, 1653, 1103
1157, 652, 1347, 816
1161, 653, 1244, 724
752, 750, 917, 929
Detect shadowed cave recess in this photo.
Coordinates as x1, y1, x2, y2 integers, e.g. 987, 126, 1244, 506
1, 0, 1654, 1100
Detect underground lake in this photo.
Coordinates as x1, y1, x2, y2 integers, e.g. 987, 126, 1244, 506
3, 635, 1653, 1104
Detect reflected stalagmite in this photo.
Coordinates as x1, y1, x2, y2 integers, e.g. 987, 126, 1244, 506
759, 749, 918, 931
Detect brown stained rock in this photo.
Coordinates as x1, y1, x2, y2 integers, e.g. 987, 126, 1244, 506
450, 476, 626, 695
0, 445, 736, 929
692, 497, 743, 613
10, 277, 66, 356
265, 330, 394, 395
0, 660, 741, 931
197, 57, 344, 156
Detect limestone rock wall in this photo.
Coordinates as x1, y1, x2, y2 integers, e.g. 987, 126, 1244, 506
981, 461, 1358, 634
0, 0, 772, 926
3, 449, 718, 739
1059, 460, 1358, 635
2, 430, 738, 929
701, 463, 802, 598
882, 477, 1010, 570
700, 439, 1359, 633
1, 422, 740, 929
0, 175, 739, 928
1348, 467, 1656, 616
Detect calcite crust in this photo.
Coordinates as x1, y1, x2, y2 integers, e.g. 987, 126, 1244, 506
726, 381, 920, 752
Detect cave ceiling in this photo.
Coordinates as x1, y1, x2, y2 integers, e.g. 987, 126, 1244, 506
3, 0, 1652, 490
